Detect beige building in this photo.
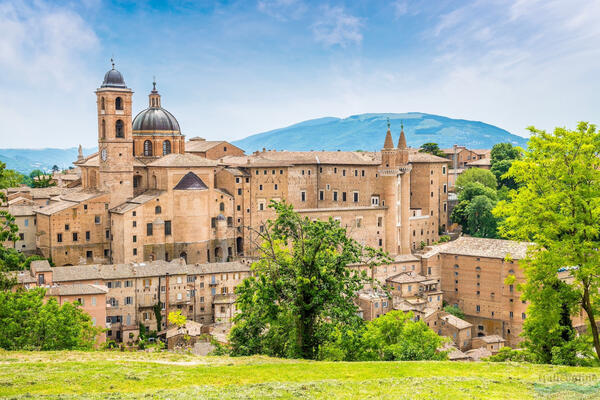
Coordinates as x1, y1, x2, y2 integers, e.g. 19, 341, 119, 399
422, 237, 530, 347
26, 64, 450, 269
425, 310, 473, 351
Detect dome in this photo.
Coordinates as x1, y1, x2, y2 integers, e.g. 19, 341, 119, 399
101, 68, 127, 88
132, 108, 181, 133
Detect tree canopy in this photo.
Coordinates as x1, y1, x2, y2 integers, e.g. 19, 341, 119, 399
230, 201, 389, 359
495, 121, 600, 361
455, 168, 497, 192
418, 143, 445, 157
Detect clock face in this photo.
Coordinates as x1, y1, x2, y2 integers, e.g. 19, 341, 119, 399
101, 148, 107, 161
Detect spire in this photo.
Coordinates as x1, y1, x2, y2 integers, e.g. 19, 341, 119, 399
397, 120, 407, 149
77, 144, 83, 161
149, 79, 161, 108
111, 57, 115, 70
383, 117, 394, 149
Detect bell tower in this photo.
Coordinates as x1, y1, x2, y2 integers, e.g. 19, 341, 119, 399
379, 119, 412, 255
96, 60, 134, 208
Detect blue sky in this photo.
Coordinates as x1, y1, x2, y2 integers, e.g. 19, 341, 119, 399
0, 0, 599, 148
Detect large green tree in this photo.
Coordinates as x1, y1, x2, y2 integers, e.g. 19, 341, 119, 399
359, 311, 447, 361
229, 201, 389, 359
0, 162, 24, 188
495, 122, 600, 360
451, 180, 499, 238
455, 168, 497, 192
0, 288, 100, 350
490, 143, 522, 190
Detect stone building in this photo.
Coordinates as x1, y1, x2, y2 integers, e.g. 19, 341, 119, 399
17, 259, 251, 344
29, 63, 450, 268
421, 236, 530, 347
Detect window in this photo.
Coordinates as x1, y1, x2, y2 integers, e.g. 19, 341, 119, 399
522, 313, 526, 319
101, 97, 105, 110
115, 97, 123, 110
19, 233, 24, 241
101, 120, 106, 139
95, 216, 101, 224
356, 217, 362, 228
125, 280, 132, 288
57, 233, 62, 243
354, 169, 358, 177
164, 220, 171, 236
377, 216, 382, 227
371, 196, 379, 206
442, 166, 446, 174
86, 250, 93, 259
443, 184, 447, 193
510, 311, 514, 319
144, 279, 151, 288
133, 235, 137, 243
279, 169, 283, 174
125, 297, 133, 305
133, 221, 136, 227
115, 119, 124, 138
147, 223, 153, 236
155, 205, 161, 214
361, 170, 365, 177
237, 188, 242, 195
106, 230, 110, 239
72, 232, 78, 242
274, 184, 278, 190
259, 184, 263, 191
301, 191, 306, 202
333, 191, 338, 201
476, 305, 481, 312
342, 192, 347, 202
319, 190, 324, 201
64, 224, 70, 231
259, 202, 264, 211
353, 192, 359, 203
342, 169, 346, 176
162, 140, 171, 155
143, 140, 152, 156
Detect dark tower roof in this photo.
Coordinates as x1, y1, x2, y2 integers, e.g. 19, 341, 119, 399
133, 82, 181, 133
133, 108, 181, 132
173, 172, 208, 190
101, 59, 127, 88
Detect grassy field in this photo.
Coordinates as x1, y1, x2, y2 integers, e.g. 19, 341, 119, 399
1, 351, 600, 399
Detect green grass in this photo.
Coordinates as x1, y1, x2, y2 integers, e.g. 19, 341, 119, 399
1, 351, 600, 399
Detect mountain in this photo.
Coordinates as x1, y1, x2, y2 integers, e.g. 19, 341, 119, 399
0, 147, 96, 174
232, 113, 528, 153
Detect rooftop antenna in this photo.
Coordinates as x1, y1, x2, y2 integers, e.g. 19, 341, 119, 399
152, 75, 157, 91
387, 117, 390, 130
111, 56, 115, 69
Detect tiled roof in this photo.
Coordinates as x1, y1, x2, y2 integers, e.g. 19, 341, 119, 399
408, 150, 451, 163
186, 139, 227, 153
148, 153, 218, 167
34, 200, 78, 216
466, 158, 492, 166
173, 172, 209, 190
387, 271, 427, 284
35, 190, 106, 216
110, 190, 165, 214
441, 313, 472, 330
421, 236, 532, 260
477, 335, 505, 344
46, 283, 109, 296
18, 260, 251, 283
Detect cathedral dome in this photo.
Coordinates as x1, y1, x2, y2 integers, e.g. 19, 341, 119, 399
132, 108, 180, 133
101, 66, 127, 88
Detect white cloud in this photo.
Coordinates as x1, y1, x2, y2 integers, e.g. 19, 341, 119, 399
0, 1, 99, 147
257, 0, 306, 21
393, 1, 408, 18
312, 5, 362, 47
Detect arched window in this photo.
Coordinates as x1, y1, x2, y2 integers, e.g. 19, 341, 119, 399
101, 97, 105, 111
155, 205, 161, 214
101, 120, 106, 139
219, 202, 225, 212
144, 140, 152, 156
115, 97, 123, 110
162, 140, 171, 155
115, 120, 124, 138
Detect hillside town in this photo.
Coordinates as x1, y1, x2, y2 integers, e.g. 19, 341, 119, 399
0, 64, 567, 361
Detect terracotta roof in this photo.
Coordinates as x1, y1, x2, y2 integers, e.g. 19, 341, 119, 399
465, 347, 492, 361
408, 150, 451, 163
36, 190, 106, 216
173, 172, 209, 190
186, 139, 228, 153
46, 283, 109, 296
16, 260, 251, 284
220, 151, 380, 167
472, 149, 491, 156
148, 153, 218, 167
421, 236, 532, 260
476, 335, 505, 344
110, 190, 165, 214
387, 271, 427, 284
441, 313, 472, 330
4, 204, 36, 216
34, 200, 78, 216
466, 158, 492, 166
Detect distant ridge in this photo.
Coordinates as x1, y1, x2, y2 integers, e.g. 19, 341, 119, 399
232, 113, 528, 153
0, 147, 96, 174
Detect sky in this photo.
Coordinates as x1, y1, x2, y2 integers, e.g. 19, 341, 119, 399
0, 0, 599, 148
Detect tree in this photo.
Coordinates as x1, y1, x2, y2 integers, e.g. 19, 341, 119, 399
229, 201, 389, 359
0, 162, 24, 188
0, 288, 100, 350
490, 142, 521, 165
455, 168, 497, 192
360, 311, 447, 361
465, 195, 498, 238
458, 181, 497, 203
495, 122, 600, 361
29, 170, 55, 188
51, 165, 59, 173
443, 305, 465, 319
168, 310, 187, 328
418, 143, 445, 157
